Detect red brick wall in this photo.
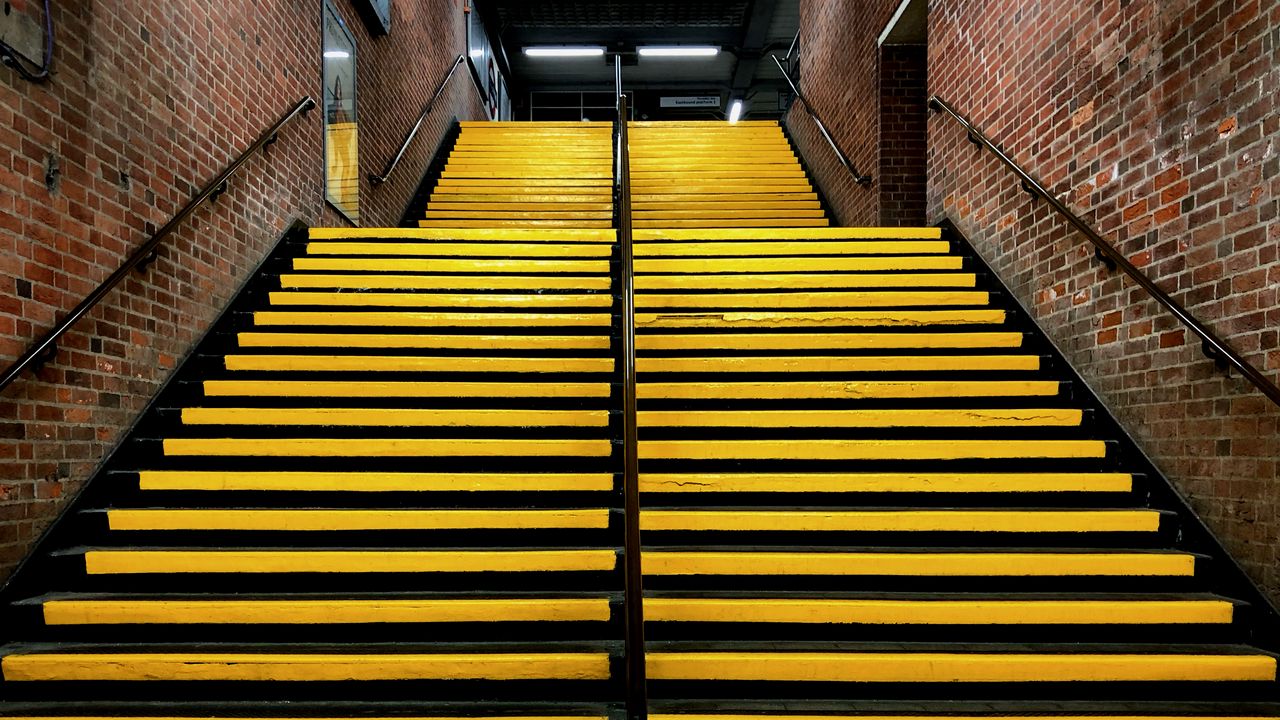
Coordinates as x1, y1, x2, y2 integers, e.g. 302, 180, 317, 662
878, 44, 927, 226
0, 0, 485, 577
799, 0, 1280, 600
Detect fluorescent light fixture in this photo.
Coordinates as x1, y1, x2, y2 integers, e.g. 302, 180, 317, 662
323, 50, 350, 59
638, 45, 720, 57
728, 99, 743, 123
523, 46, 606, 58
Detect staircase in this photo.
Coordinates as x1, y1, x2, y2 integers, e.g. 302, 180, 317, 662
1, 120, 1278, 720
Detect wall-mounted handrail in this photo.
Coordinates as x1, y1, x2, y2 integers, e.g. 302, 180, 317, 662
928, 95, 1280, 409
0, 96, 316, 396
369, 53, 479, 186
614, 57, 646, 720
772, 54, 871, 186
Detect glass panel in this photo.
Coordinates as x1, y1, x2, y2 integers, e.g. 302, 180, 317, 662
322, 1, 359, 224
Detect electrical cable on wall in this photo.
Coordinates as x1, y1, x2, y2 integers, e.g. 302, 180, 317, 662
0, 0, 54, 82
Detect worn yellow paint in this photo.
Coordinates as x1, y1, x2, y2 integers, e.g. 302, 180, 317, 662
644, 652, 1273, 682
632, 241, 949, 257
203, 380, 610, 398
181, 407, 610, 427
420, 219, 615, 229
643, 551, 1194, 577
428, 202, 614, 212
638, 472, 1134, 494
292, 257, 610, 273
429, 194, 613, 205
254, 311, 611, 328
639, 439, 1105, 461
633, 309, 1006, 329
106, 508, 611, 531
635, 355, 1039, 373
164, 438, 613, 457
631, 184, 819, 194
636, 332, 1022, 351
268, 291, 611, 309
636, 257, 963, 273
223, 355, 614, 373
425, 211, 614, 221
631, 169, 808, 178
309, 227, 615, 242
433, 185, 612, 196
634, 193, 819, 203
638, 379, 1057, 400
137, 470, 614, 492
635, 274, 976, 290
643, 598, 1232, 624
278, 274, 611, 291
636, 209, 827, 220
436, 178, 612, 187
635, 291, 988, 309
635, 219, 830, 229
83, 549, 619, 575
1, 652, 613, 681
236, 333, 611, 351
634, 227, 943, 241
306, 242, 613, 257
44, 598, 613, 625
441, 169, 613, 180
640, 509, 1156, 532
638, 408, 1076, 428
633, 201, 821, 211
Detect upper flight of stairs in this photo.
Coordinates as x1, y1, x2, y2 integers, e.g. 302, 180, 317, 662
1, 120, 1278, 720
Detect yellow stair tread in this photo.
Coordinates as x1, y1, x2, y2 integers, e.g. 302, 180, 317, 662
267, 291, 612, 308
634, 227, 942, 241
82, 549, 619, 574
419, 220, 615, 229
634, 219, 831, 229
181, 407, 611, 427
1, 652, 612, 681
305, 242, 614, 257
638, 509, 1158, 532
638, 472, 1134, 493
634, 309, 1005, 328
106, 508, 611, 531
638, 439, 1106, 461
309, 227, 615, 242
642, 551, 1194, 576
222, 355, 614, 373
636, 407, 1075, 427
203, 380, 611, 398
634, 356, 1040, 373
278, 274, 611, 291
137, 470, 614, 492
634, 273, 977, 290
636, 257, 964, 273
644, 651, 1275, 682
43, 598, 613, 624
635, 332, 1022, 350
637, 379, 1055, 399
254, 311, 612, 328
238, 332, 610, 350
643, 598, 1232, 624
163, 438, 613, 457
292, 257, 609, 273
631, 241, 950, 257
634, 290, 988, 309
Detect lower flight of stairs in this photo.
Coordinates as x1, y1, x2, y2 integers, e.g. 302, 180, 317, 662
0, 226, 625, 714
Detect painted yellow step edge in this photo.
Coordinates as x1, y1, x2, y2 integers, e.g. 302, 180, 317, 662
637, 407, 1075, 428
182, 407, 611, 427
644, 652, 1275, 682
637, 380, 1056, 400
635, 332, 1022, 351
639, 509, 1158, 532
638, 472, 1134, 494
137, 471, 615, 492
43, 598, 613, 625
223, 356, 615, 374
1, 653, 612, 681
638, 439, 1104, 461
642, 551, 1194, 577
164, 438, 613, 457
633, 227, 942, 241
309, 227, 616, 242
643, 598, 1232, 624
107, 508, 611, 531
202, 380, 612, 398
236, 333, 613, 350
83, 549, 619, 574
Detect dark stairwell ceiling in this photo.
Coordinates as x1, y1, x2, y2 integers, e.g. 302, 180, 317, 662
478, 0, 799, 119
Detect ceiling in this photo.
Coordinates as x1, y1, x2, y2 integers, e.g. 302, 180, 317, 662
478, 0, 799, 116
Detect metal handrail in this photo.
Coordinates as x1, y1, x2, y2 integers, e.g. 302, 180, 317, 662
614, 57, 646, 720
772, 54, 871, 185
929, 95, 1280, 408
0, 96, 316, 396
370, 53, 471, 186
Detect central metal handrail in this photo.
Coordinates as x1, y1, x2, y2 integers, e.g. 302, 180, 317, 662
614, 57, 646, 720
772, 54, 871, 185
370, 53, 474, 186
0, 96, 316, 396
929, 95, 1280, 408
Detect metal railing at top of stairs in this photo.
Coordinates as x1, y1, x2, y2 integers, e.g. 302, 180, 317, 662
369, 52, 486, 187
613, 56, 647, 720
928, 95, 1280, 409
771, 53, 872, 186
0, 96, 317, 397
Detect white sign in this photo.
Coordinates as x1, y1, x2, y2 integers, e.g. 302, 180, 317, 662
660, 96, 722, 108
